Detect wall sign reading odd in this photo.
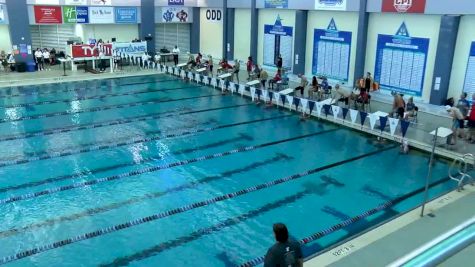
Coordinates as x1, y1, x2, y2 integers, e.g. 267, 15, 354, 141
205, 9, 222, 22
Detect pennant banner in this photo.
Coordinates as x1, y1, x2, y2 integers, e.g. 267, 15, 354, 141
350, 109, 358, 124
342, 108, 349, 120
332, 105, 341, 120
195, 73, 201, 83
256, 88, 262, 101
360, 111, 368, 126
379, 116, 388, 132
285, 95, 293, 110
220, 79, 226, 92
300, 98, 308, 113
229, 82, 236, 94
280, 94, 286, 106
180, 70, 186, 78
211, 77, 217, 87
369, 113, 378, 130
262, 89, 269, 102
309, 101, 316, 114
293, 97, 300, 109
323, 104, 331, 117
203, 76, 209, 85
239, 84, 246, 96
389, 118, 399, 136
187, 72, 193, 80
268, 91, 274, 102
401, 120, 410, 137
250, 87, 256, 101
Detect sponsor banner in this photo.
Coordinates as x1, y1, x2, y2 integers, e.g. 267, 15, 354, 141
264, 0, 288, 8
72, 43, 113, 58
0, 5, 5, 24
113, 42, 147, 56
91, 0, 112, 5
168, 0, 184, 5
162, 7, 190, 23
65, 0, 87, 5
34, 5, 62, 24
115, 7, 137, 23
89, 6, 114, 24
35, 0, 60, 4
63, 6, 89, 24
204, 9, 222, 23
315, 0, 347, 11
382, 0, 426, 13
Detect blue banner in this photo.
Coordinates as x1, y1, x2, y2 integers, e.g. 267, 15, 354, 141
265, 0, 288, 8
115, 7, 137, 23
374, 22, 429, 97
76, 6, 89, 23
263, 16, 293, 70
168, 0, 184, 5
312, 18, 352, 82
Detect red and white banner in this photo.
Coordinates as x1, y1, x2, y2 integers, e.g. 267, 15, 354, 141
34, 5, 63, 24
71, 44, 113, 58
382, 0, 426, 13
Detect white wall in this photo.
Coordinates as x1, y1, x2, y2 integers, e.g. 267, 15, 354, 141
0, 25, 11, 53
80, 24, 139, 43
257, 9, 295, 68
199, 7, 223, 59
233, 8, 251, 62
365, 13, 441, 103
449, 15, 475, 100
305, 11, 358, 86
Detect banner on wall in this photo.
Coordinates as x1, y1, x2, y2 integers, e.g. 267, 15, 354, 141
0, 5, 5, 24
63, 6, 89, 23
65, 0, 88, 5
168, 0, 184, 5
72, 43, 113, 58
204, 9, 222, 23
115, 7, 137, 23
312, 18, 352, 82
374, 22, 429, 96
263, 15, 293, 70
34, 6, 62, 24
264, 0, 288, 8
91, 0, 112, 5
382, 0, 426, 13
89, 6, 114, 24
162, 7, 190, 23
315, 0, 347, 11
35, 0, 60, 4
113, 42, 147, 56
463, 42, 475, 97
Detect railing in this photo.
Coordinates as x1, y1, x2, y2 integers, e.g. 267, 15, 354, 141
389, 216, 475, 267
449, 154, 474, 191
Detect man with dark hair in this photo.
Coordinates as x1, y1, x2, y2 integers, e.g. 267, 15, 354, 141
264, 223, 303, 267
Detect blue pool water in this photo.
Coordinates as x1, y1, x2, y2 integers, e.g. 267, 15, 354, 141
0, 74, 461, 266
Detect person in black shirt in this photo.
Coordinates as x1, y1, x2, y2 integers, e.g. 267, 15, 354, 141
276, 54, 283, 71
264, 223, 303, 267
364, 72, 373, 92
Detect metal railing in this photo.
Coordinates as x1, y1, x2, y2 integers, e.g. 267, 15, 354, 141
449, 154, 474, 191
389, 216, 475, 267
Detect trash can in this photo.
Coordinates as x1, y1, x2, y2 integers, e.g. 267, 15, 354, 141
15, 62, 26, 73
26, 62, 36, 72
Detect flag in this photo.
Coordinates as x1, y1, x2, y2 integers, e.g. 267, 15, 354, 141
388, 118, 399, 136
350, 109, 358, 124
401, 120, 410, 137
360, 111, 368, 126
379, 116, 388, 132
332, 105, 340, 120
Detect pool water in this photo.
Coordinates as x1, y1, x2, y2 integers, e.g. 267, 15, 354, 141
0, 74, 460, 266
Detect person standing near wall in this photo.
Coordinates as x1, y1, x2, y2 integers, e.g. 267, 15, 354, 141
246, 56, 253, 81
364, 72, 373, 93
173, 45, 180, 65
276, 54, 283, 72
207, 55, 214, 77
233, 60, 241, 84
42, 49, 50, 71
35, 48, 44, 71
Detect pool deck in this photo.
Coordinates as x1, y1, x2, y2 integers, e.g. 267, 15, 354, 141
306, 185, 475, 267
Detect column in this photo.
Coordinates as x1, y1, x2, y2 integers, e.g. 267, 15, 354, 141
190, 7, 200, 54
429, 15, 461, 105
225, 8, 235, 60
250, 0, 258, 63
5, 0, 34, 64
293, 10, 307, 75
353, 0, 369, 83
140, 0, 155, 53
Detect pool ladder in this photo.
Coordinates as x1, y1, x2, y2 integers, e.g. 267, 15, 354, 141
448, 153, 474, 191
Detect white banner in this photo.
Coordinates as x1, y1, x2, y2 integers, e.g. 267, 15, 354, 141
65, 0, 87, 5
203, 76, 209, 85
316, 102, 323, 117
369, 113, 378, 130
389, 118, 399, 136
239, 84, 245, 96
250, 87, 256, 101
262, 89, 268, 102
229, 82, 236, 93
286, 95, 293, 111
332, 105, 340, 120
89, 7, 114, 24
274, 92, 280, 105
220, 79, 226, 91
315, 0, 347, 11
350, 109, 358, 124
91, 0, 112, 5
300, 98, 308, 113
162, 7, 190, 23
113, 42, 147, 56
211, 78, 217, 87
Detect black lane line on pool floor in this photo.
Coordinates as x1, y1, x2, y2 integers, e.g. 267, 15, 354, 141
100, 176, 346, 267
0, 144, 395, 265
0, 90, 218, 124
0, 115, 297, 204
0, 113, 291, 168
0, 78, 179, 100
0, 83, 198, 109
0, 154, 293, 239
0, 103, 252, 143
0, 113, 288, 194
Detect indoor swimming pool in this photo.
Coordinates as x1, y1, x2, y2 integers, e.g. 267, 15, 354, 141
0, 74, 459, 266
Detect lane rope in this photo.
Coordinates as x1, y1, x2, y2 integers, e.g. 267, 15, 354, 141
0, 144, 396, 265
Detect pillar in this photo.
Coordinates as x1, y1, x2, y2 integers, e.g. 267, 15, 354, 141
250, 0, 258, 63
225, 8, 235, 60
140, 0, 155, 53
190, 7, 200, 54
5, 0, 34, 64
353, 0, 369, 83
293, 10, 307, 75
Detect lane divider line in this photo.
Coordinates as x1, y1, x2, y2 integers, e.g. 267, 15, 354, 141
237, 175, 453, 267
0, 144, 396, 265
0, 113, 291, 168
0, 84, 199, 109
0, 154, 292, 239
0, 90, 217, 124
0, 78, 179, 100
